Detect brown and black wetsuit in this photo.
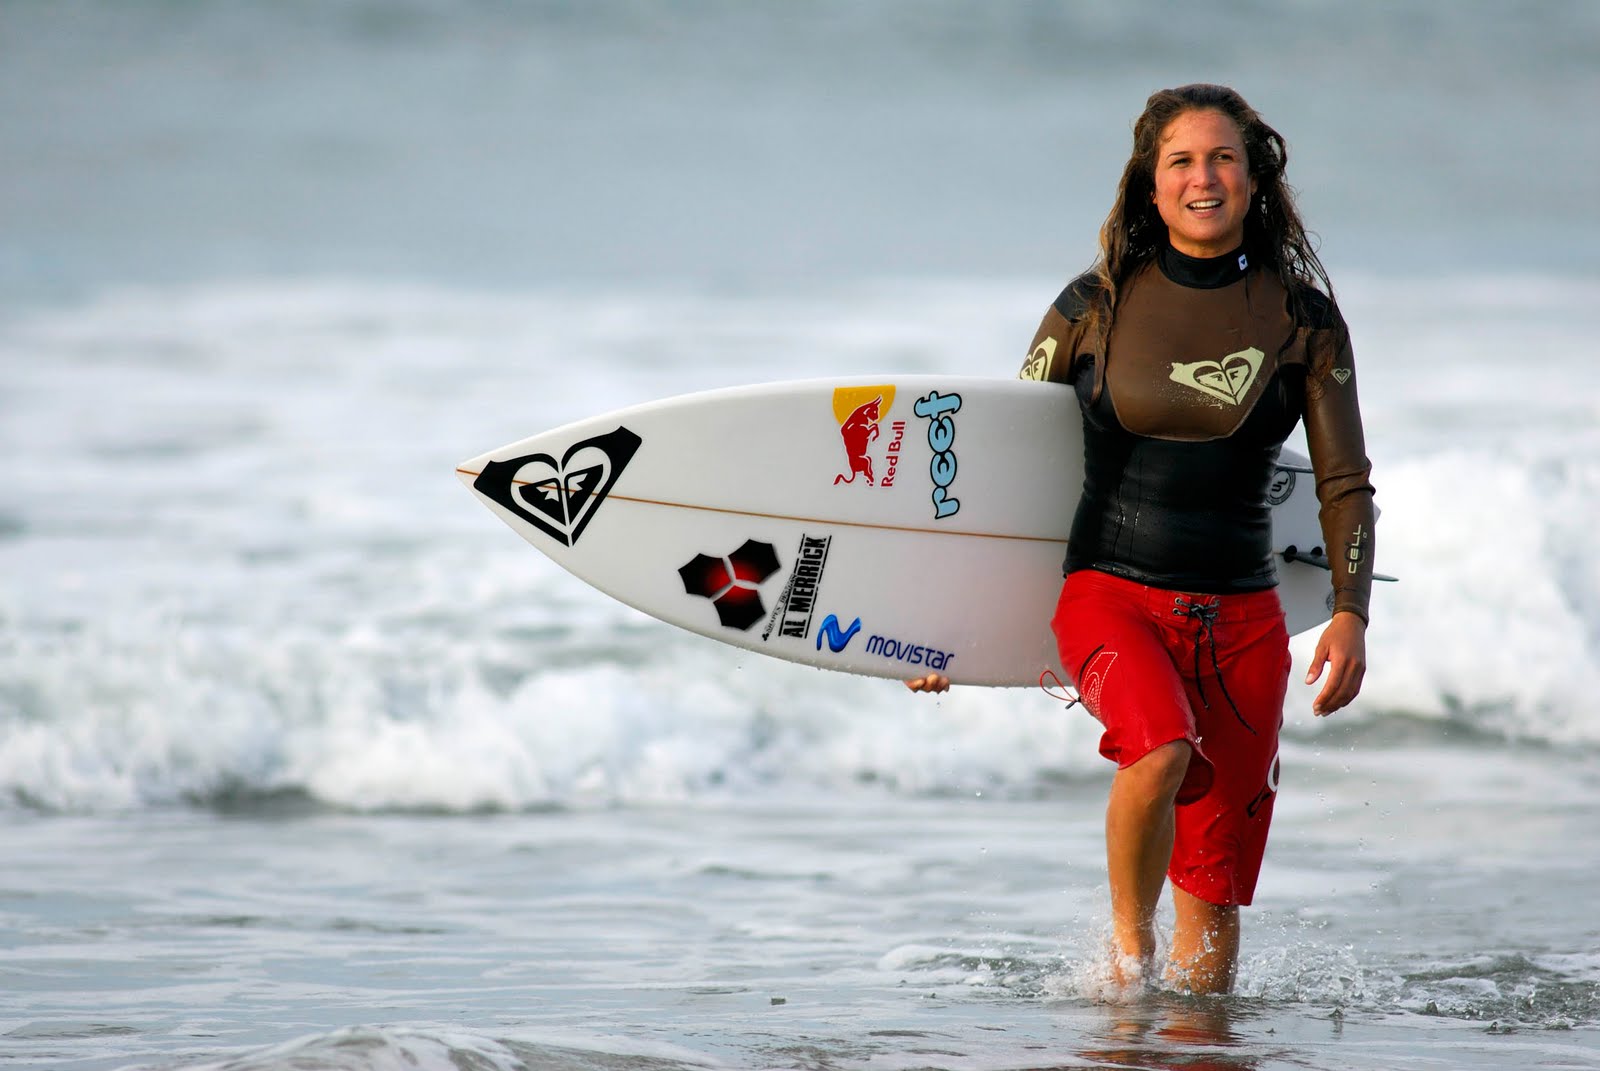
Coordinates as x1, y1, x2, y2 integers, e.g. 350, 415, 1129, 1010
1021, 242, 1376, 620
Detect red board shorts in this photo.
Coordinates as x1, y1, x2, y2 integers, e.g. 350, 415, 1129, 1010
1051, 568, 1290, 907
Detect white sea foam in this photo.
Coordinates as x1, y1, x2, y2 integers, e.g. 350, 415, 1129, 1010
2, 276, 1597, 812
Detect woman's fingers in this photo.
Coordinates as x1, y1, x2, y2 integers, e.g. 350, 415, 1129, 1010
1308, 612, 1367, 716
1312, 650, 1366, 715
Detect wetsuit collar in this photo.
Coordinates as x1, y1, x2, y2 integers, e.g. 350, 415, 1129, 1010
1156, 241, 1251, 289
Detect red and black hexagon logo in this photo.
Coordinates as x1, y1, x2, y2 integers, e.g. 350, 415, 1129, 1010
678, 540, 782, 631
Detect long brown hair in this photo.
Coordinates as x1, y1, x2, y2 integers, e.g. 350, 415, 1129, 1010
1082, 84, 1339, 350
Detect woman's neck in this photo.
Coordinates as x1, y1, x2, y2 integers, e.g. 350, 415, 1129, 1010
1156, 241, 1251, 289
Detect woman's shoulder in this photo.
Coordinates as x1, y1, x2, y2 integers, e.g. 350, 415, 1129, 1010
1286, 279, 1346, 331
1052, 271, 1102, 322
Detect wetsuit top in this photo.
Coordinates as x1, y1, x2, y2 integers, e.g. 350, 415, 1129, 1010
1019, 242, 1377, 623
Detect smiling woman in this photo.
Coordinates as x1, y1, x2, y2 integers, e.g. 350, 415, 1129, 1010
1036, 84, 1375, 994
908, 83, 1377, 998
1151, 109, 1257, 258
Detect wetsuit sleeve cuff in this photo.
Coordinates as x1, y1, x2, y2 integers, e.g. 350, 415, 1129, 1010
1330, 602, 1369, 627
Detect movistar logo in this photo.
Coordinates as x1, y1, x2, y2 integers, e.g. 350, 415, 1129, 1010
815, 614, 862, 653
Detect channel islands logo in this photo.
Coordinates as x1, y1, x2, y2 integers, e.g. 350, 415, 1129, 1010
679, 540, 782, 631
1169, 346, 1265, 406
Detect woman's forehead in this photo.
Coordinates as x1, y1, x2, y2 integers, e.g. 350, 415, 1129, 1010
1160, 109, 1245, 146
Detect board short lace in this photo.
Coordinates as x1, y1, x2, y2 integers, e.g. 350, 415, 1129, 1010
1038, 667, 1081, 709
1172, 595, 1256, 736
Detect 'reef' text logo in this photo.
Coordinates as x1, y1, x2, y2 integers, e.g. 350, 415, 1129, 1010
913, 390, 961, 520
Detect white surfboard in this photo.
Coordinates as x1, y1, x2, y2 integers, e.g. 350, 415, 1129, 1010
457, 376, 1342, 686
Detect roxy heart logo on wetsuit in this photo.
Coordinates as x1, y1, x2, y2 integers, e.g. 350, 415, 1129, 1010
1168, 346, 1265, 406
473, 426, 642, 547
1020, 336, 1058, 382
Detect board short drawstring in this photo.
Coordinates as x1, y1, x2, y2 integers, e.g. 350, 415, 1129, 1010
1172, 595, 1257, 736
1037, 667, 1081, 709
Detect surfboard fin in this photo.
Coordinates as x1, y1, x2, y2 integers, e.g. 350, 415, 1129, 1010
1282, 545, 1398, 582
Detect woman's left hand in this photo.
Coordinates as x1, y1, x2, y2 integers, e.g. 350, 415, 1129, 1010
1304, 611, 1367, 716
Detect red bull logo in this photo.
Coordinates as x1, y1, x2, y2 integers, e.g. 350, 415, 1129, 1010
831, 385, 904, 487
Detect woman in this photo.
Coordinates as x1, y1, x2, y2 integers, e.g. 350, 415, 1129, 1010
908, 84, 1375, 995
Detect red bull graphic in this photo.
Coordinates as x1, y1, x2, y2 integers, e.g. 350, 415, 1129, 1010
831, 386, 904, 487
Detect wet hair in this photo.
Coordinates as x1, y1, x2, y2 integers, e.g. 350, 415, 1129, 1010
1082, 84, 1340, 350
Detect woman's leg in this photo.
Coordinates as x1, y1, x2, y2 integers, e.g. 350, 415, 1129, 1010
1104, 739, 1191, 979
1168, 884, 1240, 993
1051, 572, 1215, 988
1161, 598, 1290, 995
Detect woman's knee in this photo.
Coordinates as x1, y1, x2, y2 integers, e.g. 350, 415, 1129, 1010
1126, 740, 1193, 800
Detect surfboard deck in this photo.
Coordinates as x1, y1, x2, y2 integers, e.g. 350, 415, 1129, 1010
456, 376, 1338, 686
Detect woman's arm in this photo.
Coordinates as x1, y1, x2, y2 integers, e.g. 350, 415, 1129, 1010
1299, 306, 1377, 714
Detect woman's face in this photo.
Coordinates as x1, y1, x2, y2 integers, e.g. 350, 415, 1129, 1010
1151, 108, 1257, 259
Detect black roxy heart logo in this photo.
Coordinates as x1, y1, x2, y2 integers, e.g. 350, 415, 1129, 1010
679, 540, 782, 630
473, 426, 642, 547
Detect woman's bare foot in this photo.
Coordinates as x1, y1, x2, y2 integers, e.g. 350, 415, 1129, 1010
1109, 947, 1155, 995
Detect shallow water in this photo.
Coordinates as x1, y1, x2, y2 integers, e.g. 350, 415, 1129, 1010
6, 738, 1599, 1070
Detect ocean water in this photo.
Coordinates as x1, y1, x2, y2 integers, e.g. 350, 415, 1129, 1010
3, 3, 1600, 1070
